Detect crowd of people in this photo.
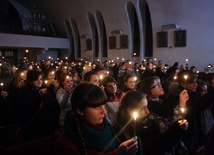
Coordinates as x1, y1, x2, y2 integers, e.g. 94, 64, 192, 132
0, 56, 214, 155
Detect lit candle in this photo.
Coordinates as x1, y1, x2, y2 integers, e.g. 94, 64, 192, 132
99, 75, 103, 81
44, 80, 48, 85
0, 83, 3, 91
133, 112, 138, 137
180, 107, 185, 114
174, 76, 177, 81
20, 72, 24, 80
66, 76, 70, 79
184, 75, 188, 89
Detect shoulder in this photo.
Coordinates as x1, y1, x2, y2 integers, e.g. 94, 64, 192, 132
55, 132, 80, 155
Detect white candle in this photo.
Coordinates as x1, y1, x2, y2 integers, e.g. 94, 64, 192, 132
0, 83, 4, 91
133, 112, 138, 137
184, 75, 188, 89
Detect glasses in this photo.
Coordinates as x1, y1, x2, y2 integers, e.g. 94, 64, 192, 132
151, 82, 161, 89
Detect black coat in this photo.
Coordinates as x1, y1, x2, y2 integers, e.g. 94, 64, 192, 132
18, 84, 60, 141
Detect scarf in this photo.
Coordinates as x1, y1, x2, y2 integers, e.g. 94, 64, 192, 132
64, 110, 117, 152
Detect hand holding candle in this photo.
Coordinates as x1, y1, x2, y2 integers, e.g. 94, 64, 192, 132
179, 90, 189, 107
178, 119, 188, 130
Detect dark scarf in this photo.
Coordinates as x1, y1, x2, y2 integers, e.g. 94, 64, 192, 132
64, 110, 117, 152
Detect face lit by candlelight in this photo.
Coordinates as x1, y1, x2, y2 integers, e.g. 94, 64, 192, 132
125, 77, 136, 90
32, 75, 43, 90
47, 71, 55, 82
89, 74, 100, 86
63, 76, 73, 89
129, 98, 150, 120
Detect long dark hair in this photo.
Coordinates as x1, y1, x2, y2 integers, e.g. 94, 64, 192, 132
70, 83, 107, 155
135, 76, 157, 99
115, 90, 146, 140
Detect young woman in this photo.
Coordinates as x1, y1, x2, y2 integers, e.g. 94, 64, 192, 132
70, 69, 82, 88
135, 76, 188, 119
17, 70, 60, 142
55, 83, 138, 155
102, 76, 123, 125
83, 70, 100, 86
121, 74, 137, 92
56, 73, 74, 128
115, 90, 189, 155
44, 68, 59, 98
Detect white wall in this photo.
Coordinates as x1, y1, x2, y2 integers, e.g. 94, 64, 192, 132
148, 0, 214, 71
4, 0, 214, 71
38, 0, 214, 71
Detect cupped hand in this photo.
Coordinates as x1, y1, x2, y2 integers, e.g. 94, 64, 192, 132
116, 137, 138, 155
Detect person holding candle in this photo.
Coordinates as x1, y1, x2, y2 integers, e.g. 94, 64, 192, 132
56, 63, 69, 82
17, 70, 60, 142
0, 63, 14, 125
56, 73, 74, 129
83, 70, 100, 86
115, 90, 188, 155
8, 68, 28, 123
165, 69, 214, 154
55, 83, 138, 155
0, 63, 13, 92
135, 76, 188, 122
135, 76, 190, 154
44, 68, 59, 98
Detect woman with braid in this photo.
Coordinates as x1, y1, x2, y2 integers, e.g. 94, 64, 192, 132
55, 83, 138, 155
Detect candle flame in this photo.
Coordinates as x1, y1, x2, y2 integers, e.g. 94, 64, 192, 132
184, 75, 188, 80
0, 83, 3, 86
180, 107, 185, 113
133, 112, 138, 120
